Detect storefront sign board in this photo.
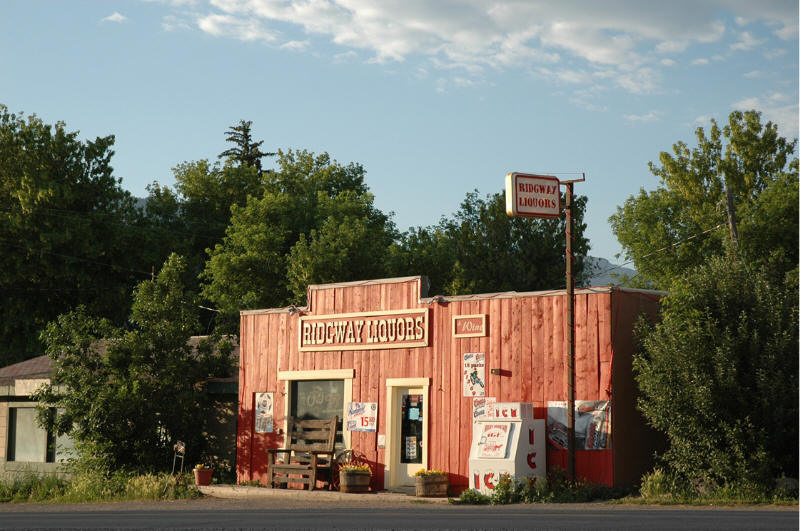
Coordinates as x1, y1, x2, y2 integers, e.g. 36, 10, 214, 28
452, 314, 487, 338
505, 172, 561, 219
299, 308, 428, 351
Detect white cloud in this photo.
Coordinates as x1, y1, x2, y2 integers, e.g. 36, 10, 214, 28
280, 40, 309, 51
623, 110, 662, 122
743, 70, 763, 78
196, 13, 276, 42
101, 12, 128, 23
730, 31, 766, 51
764, 48, 787, 59
162, 15, 191, 31
691, 58, 710, 65
153, 1, 796, 96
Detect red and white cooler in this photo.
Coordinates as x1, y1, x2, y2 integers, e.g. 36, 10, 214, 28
468, 402, 546, 494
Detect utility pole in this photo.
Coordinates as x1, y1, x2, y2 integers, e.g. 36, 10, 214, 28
725, 186, 739, 247
565, 181, 576, 482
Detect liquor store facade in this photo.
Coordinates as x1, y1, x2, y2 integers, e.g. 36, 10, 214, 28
235, 276, 662, 492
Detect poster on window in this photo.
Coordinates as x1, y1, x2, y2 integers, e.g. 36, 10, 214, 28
472, 396, 496, 422
346, 401, 377, 432
254, 392, 274, 433
477, 423, 510, 458
463, 352, 486, 397
546, 400, 611, 450
405, 436, 418, 460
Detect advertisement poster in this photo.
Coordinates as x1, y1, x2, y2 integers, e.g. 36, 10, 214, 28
346, 401, 378, 432
405, 436, 418, 460
472, 397, 496, 422
463, 352, 486, 397
477, 423, 510, 458
546, 401, 611, 450
254, 392, 274, 433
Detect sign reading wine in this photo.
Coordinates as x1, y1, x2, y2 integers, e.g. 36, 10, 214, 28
298, 309, 429, 351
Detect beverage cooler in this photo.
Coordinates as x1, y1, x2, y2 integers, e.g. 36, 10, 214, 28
468, 402, 546, 494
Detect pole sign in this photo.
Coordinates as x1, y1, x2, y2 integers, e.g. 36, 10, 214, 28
505, 172, 561, 219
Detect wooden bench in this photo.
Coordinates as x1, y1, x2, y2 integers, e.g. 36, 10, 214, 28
267, 416, 338, 490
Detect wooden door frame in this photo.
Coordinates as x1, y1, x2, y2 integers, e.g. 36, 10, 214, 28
384, 377, 429, 489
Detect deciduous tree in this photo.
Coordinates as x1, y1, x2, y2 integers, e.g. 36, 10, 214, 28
35, 254, 233, 472
633, 251, 798, 489
610, 110, 798, 289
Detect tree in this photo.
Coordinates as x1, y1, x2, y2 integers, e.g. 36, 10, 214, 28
389, 189, 590, 296
0, 105, 146, 366
633, 251, 798, 489
610, 110, 798, 289
35, 254, 234, 472
218, 120, 275, 173
201, 149, 395, 327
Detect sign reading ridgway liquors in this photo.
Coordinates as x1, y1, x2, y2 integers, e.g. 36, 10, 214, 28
298, 309, 428, 351
505, 172, 561, 219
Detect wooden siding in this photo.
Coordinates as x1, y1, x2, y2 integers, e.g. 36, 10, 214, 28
237, 278, 661, 489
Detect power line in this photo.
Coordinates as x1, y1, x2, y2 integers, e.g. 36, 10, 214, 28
0, 237, 153, 277
590, 222, 727, 282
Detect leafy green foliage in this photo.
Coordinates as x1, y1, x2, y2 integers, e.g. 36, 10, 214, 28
610, 110, 798, 289
450, 469, 627, 505
35, 254, 234, 472
0, 471, 199, 503
0, 105, 146, 365
633, 252, 798, 490
202, 149, 397, 326
638, 468, 798, 504
391, 189, 590, 296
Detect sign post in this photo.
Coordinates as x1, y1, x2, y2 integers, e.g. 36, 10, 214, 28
506, 171, 584, 482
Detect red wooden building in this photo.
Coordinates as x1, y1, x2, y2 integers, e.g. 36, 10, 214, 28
236, 276, 662, 491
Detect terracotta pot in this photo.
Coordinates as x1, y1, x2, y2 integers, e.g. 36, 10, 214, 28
194, 468, 213, 486
339, 470, 370, 493
415, 475, 448, 497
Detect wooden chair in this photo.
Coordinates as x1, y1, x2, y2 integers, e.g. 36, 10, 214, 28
266, 416, 338, 490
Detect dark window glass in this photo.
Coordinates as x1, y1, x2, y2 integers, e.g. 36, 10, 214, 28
290, 379, 344, 447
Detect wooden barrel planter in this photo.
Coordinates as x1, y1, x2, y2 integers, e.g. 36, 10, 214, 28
194, 468, 213, 486
415, 475, 448, 497
339, 470, 371, 493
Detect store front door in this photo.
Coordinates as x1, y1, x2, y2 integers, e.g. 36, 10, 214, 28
385, 379, 429, 489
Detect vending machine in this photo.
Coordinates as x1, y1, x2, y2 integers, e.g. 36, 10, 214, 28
468, 402, 546, 494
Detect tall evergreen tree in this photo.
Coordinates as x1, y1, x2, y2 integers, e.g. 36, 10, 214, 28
218, 120, 275, 173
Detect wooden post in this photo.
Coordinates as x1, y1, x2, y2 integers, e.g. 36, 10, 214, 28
565, 182, 576, 482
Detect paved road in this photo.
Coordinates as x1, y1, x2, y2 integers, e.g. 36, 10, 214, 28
0, 497, 796, 530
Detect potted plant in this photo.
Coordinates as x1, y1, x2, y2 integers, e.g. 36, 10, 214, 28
193, 464, 214, 486
339, 464, 371, 493
414, 469, 448, 497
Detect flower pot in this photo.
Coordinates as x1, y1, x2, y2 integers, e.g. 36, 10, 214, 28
194, 468, 213, 486
415, 475, 448, 497
339, 470, 371, 493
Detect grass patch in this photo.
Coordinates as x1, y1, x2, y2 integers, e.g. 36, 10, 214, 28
628, 468, 799, 506
0, 471, 201, 504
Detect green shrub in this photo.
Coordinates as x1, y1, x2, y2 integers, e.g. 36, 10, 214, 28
0, 473, 68, 503
634, 254, 798, 489
450, 470, 630, 505
0, 471, 200, 504
638, 468, 799, 505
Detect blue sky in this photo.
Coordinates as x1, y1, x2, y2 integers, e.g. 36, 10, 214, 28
1, 1, 797, 262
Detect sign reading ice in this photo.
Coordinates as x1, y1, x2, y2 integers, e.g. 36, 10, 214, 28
505, 173, 561, 219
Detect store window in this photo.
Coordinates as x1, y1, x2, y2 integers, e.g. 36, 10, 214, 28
290, 379, 344, 447
279, 369, 354, 450
7, 407, 75, 463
